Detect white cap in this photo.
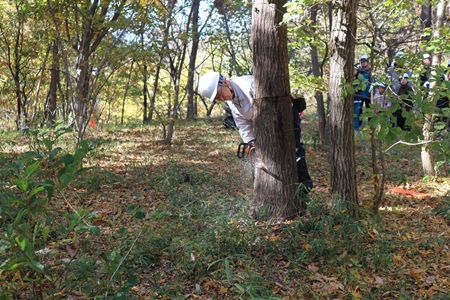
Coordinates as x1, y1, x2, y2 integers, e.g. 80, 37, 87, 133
198, 72, 221, 101
423, 53, 431, 59
359, 54, 368, 61
378, 82, 386, 88
402, 73, 409, 78
395, 51, 405, 58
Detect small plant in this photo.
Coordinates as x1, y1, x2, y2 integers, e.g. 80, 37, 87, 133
0, 126, 138, 299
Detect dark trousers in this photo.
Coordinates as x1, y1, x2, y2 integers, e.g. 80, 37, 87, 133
292, 107, 313, 190
395, 109, 410, 131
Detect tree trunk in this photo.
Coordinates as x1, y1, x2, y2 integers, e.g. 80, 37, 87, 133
421, 0, 432, 28
121, 60, 134, 125
252, 0, 300, 222
143, 63, 150, 124
186, 0, 200, 120
421, 0, 446, 176
328, 0, 359, 215
46, 39, 59, 125
310, 3, 328, 146
166, 0, 188, 144
215, 0, 241, 76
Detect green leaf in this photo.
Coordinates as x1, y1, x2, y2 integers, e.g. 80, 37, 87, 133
124, 275, 138, 287
49, 147, 62, 160
442, 139, 449, 151
89, 226, 101, 236
42, 226, 50, 243
4, 257, 28, 271
59, 172, 74, 190
30, 185, 45, 197
38, 180, 54, 200
43, 138, 53, 151
23, 151, 43, 160
15, 236, 26, 251
11, 209, 27, 229
133, 209, 146, 219
12, 179, 28, 192
29, 260, 44, 271
30, 197, 46, 209
56, 154, 75, 167
25, 161, 40, 178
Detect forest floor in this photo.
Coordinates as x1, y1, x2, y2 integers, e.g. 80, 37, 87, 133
1, 113, 450, 299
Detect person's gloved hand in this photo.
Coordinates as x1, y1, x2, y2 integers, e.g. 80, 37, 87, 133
245, 140, 255, 155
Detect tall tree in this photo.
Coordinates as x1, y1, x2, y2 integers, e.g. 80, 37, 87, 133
252, 0, 301, 221
0, 0, 46, 130
421, 0, 447, 176
186, 0, 201, 119
328, 0, 358, 215
48, 0, 128, 141
309, 3, 328, 146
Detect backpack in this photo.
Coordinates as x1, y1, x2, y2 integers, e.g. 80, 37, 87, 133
291, 96, 307, 113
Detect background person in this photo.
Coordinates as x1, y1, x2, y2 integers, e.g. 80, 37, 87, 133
373, 82, 391, 111
395, 73, 414, 131
353, 54, 372, 129
198, 72, 313, 192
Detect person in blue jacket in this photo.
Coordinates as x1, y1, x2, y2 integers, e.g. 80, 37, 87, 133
353, 54, 372, 129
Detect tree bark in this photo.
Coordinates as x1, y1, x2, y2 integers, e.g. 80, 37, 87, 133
328, 0, 359, 215
421, 0, 432, 28
46, 39, 59, 125
252, 0, 301, 222
186, 0, 201, 120
310, 3, 328, 146
421, 0, 447, 176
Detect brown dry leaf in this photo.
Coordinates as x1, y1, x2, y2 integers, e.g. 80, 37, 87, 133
218, 286, 228, 294
337, 250, 347, 260
374, 276, 384, 285
308, 263, 319, 272
66, 245, 76, 258
409, 267, 426, 281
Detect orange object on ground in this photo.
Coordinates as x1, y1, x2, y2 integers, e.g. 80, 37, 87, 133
388, 187, 429, 199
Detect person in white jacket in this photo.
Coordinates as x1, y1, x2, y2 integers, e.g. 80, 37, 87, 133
373, 82, 391, 110
198, 71, 313, 191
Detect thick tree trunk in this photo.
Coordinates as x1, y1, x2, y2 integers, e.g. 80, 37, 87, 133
328, 0, 359, 215
252, 0, 300, 222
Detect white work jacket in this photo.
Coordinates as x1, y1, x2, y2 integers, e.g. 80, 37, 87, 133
226, 75, 255, 143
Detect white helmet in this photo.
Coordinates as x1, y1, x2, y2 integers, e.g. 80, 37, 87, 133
377, 82, 386, 88
423, 53, 431, 59
395, 51, 405, 58
359, 54, 368, 61
199, 72, 220, 101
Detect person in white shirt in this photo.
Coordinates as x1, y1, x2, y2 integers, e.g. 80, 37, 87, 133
198, 72, 313, 192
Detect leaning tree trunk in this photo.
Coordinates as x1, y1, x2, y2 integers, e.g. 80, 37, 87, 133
328, 0, 359, 216
252, 0, 301, 222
